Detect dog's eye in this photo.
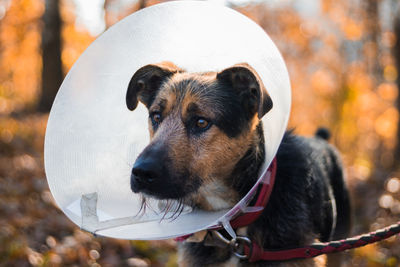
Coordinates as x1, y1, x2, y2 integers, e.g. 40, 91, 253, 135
150, 112, 162, 125
196, 118, 208, 128
189, 117, 212, 135
195, 118, 210, 130
153, 113, 161, 122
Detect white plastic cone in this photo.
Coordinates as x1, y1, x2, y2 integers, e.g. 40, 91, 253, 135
44, 1, 291, 240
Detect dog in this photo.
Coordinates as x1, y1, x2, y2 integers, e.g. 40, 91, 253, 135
125, 62, 351, 266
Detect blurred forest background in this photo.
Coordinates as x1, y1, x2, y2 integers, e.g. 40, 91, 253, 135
1, 0, 400, 266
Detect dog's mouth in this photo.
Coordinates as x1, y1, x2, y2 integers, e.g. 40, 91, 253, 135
130, 172, 200, 199
130, 166, 202, 219
130, 161, 202, 199
131, 167, 237, 214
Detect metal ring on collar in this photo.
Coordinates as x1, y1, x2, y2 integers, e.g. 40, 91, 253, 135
211, 231, 252, 259
230, 236, 252, 260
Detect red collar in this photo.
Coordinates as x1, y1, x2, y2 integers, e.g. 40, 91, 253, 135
175, 158, 277, 241
227, 157, 277, 229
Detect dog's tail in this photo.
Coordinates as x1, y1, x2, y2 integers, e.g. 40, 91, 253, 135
329, 151, 352, 240
316, 127, 352, 240
315, 127, 331, 141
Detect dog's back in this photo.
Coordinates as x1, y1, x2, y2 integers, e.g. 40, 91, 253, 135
247, 130, 349, 248
257, 130, 351, 244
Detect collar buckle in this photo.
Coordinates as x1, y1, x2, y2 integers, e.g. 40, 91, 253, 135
207, 230, 252, 260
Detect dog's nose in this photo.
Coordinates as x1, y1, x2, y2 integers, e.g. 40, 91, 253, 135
131, 158, 163, 192
131, 142, 168, 193
132, 159, 159, 182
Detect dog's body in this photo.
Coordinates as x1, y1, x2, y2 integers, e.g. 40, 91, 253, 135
179, 130, 351, 267
125, 62, 351, 266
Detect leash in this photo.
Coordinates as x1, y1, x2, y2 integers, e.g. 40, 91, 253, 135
205, 221, 400, 262
175, 158, 400, 262
241, 221, 400, 262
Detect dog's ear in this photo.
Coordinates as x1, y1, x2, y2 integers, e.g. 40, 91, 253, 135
126, 62, 183, 110
217, 63, 273, 119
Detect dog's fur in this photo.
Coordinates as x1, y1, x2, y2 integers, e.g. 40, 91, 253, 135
126, 62, 351, 266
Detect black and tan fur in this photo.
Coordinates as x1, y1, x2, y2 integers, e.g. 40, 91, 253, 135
126, 62, 351, 266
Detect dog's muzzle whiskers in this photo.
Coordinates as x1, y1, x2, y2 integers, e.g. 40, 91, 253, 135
135, 195, 148, 217
134, 195, 192, 221
160, 198, 187, 221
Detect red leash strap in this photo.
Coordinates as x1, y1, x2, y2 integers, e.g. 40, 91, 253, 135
245, 222, 400, 262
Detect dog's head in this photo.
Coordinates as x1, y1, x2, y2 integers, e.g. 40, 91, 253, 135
126, 62, 273, 210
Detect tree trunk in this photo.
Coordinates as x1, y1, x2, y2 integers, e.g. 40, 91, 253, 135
38, 0, 63, 112
363, 0, 381, 80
